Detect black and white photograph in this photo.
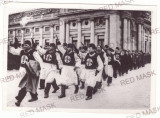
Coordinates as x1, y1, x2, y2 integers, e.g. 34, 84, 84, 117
2, 4, 156, 112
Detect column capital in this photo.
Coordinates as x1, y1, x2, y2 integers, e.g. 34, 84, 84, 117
121, 11, 131, 19
136, 17, 144, 25
77, 18, 81, 23
104, 15, 109, 19
90, 17, 94, 21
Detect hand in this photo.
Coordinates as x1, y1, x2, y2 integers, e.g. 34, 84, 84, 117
73, 67, 79, 71
95, 70, 99, 76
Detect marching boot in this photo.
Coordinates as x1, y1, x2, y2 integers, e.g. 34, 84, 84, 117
39, 79, 45, 89
15, 87, 27, 107
44, 83, 51, 98
74, 85, 79, 94
97, 82, 102, 89
52, 80, 59, 93
80, 81, 85, 89
28, 92, 38, 102
93, 82, 98, 94
85, 86, 93, 100
107, 77, 112, 87
58, 85, 66, 98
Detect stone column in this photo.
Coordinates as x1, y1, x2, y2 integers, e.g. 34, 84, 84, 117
59, 19, 65, 44
123, 18, 128, 50
90, 17, 95, 43
127, 20, 131, 50
31, 27, 34, 39
13, 29, 16, 43
141, 25, 145, 52
39, 26, 43, 46
50, 25, 54, 43
21, 28, 25, 44
77, 19, 81, 48
66, 20, 70, 44
138, 24, 142, 51
104, 15, 109, 45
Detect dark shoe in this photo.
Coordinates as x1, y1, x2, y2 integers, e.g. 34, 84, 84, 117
74, 85, 79, 94
58, 94, 66, 98
15, 96, 19, 100
52, 87, 59, 93
28, 98, 38, 102
65, 86, 69, 89
44, 94, 49, 98
15, 101, 20, 107
85, 96, 92, 100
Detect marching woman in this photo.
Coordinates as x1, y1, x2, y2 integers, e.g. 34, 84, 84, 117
104, 48, 114, 86
81, 44, 103, 100
58, 44, 81, 98
9, 40, 43, 106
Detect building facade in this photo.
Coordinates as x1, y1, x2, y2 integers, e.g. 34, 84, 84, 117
8, 8, 151, 52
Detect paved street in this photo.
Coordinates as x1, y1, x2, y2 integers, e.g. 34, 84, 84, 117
6, 64, 151, 109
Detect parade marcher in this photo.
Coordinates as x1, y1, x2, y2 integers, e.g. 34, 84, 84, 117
96, 45, 105, 89
81, 44, 103, 100
104, 48, 114, 86
39, 43, 63, 98
58, 43, 81, 98
78, 46, 88, 89
9, 40, 43, 107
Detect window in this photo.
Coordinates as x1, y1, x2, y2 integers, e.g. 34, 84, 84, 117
84, 36, 90, 47
17, 30, 21, 33
45, 39, 49, 46
84, 20, 89, 25
35, 28, 39, 32
72, 37, 77, 47
26, 29, 30, 33
98, 35, 104, 47
45, 27, 50, 32
56, 26, 59, 31
72, 22, 76, 27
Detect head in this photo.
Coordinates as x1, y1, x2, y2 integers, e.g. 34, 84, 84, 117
63, 43, 67, 50
107, 48, 114, 54
115, 47, 119, 52
67, 43, 73, 53
23, 40, 32, 51
121, 50, 125, 55
97, 45, 102, 53
88, 43, 96, 54
104, 45, 109, 52
48, 43, 56, 52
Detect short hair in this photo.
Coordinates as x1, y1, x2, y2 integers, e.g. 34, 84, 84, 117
104, 45, 109, 49
63, 43, 67, 47
24, 40, 31, 46
49, 43, 56, 48
89, 43, 96, 50
67, 43, 73, 48
116, 47, 119, 50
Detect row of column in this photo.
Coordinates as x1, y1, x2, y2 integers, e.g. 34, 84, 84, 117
60, 16, 111, 48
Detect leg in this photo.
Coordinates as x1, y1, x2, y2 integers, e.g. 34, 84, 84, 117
74, 85, 79, 94
58, 85, 66, 98
28, 92, 38, 102
52, 79, 59, 93
39, 79, 45, 89
85, 86, 93, 100
80, 81, 85, 89
44, 83, 51, 98
15, 87, 27, 106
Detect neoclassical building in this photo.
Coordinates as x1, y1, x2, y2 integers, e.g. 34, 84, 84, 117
8, 8, 151, 52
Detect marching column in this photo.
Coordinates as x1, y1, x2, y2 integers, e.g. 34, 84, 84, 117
77, 19, 81, 48
104, 16, 109, 45
90, 18, 95, 43
66, 20, 70, 44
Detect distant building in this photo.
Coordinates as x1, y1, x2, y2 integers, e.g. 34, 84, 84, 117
8, 8, 151, 52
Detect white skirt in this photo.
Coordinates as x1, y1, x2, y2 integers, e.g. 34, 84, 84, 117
40, 63, 60, 83
58, 65, 78, 86
81, 69, 97, 87
104, 65, 113, 77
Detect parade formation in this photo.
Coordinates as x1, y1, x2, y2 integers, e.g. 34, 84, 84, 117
8, 38, 151, 107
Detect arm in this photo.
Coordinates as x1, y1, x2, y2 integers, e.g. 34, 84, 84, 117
96, 55, 103, 71
57, 45, 66, 55
74, 53, 81, 68
33, 51, 44, 69
55, 52, 63, 69
103, 53, 108, 66
9, 46, 22, 55
36, 45, 47, 56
